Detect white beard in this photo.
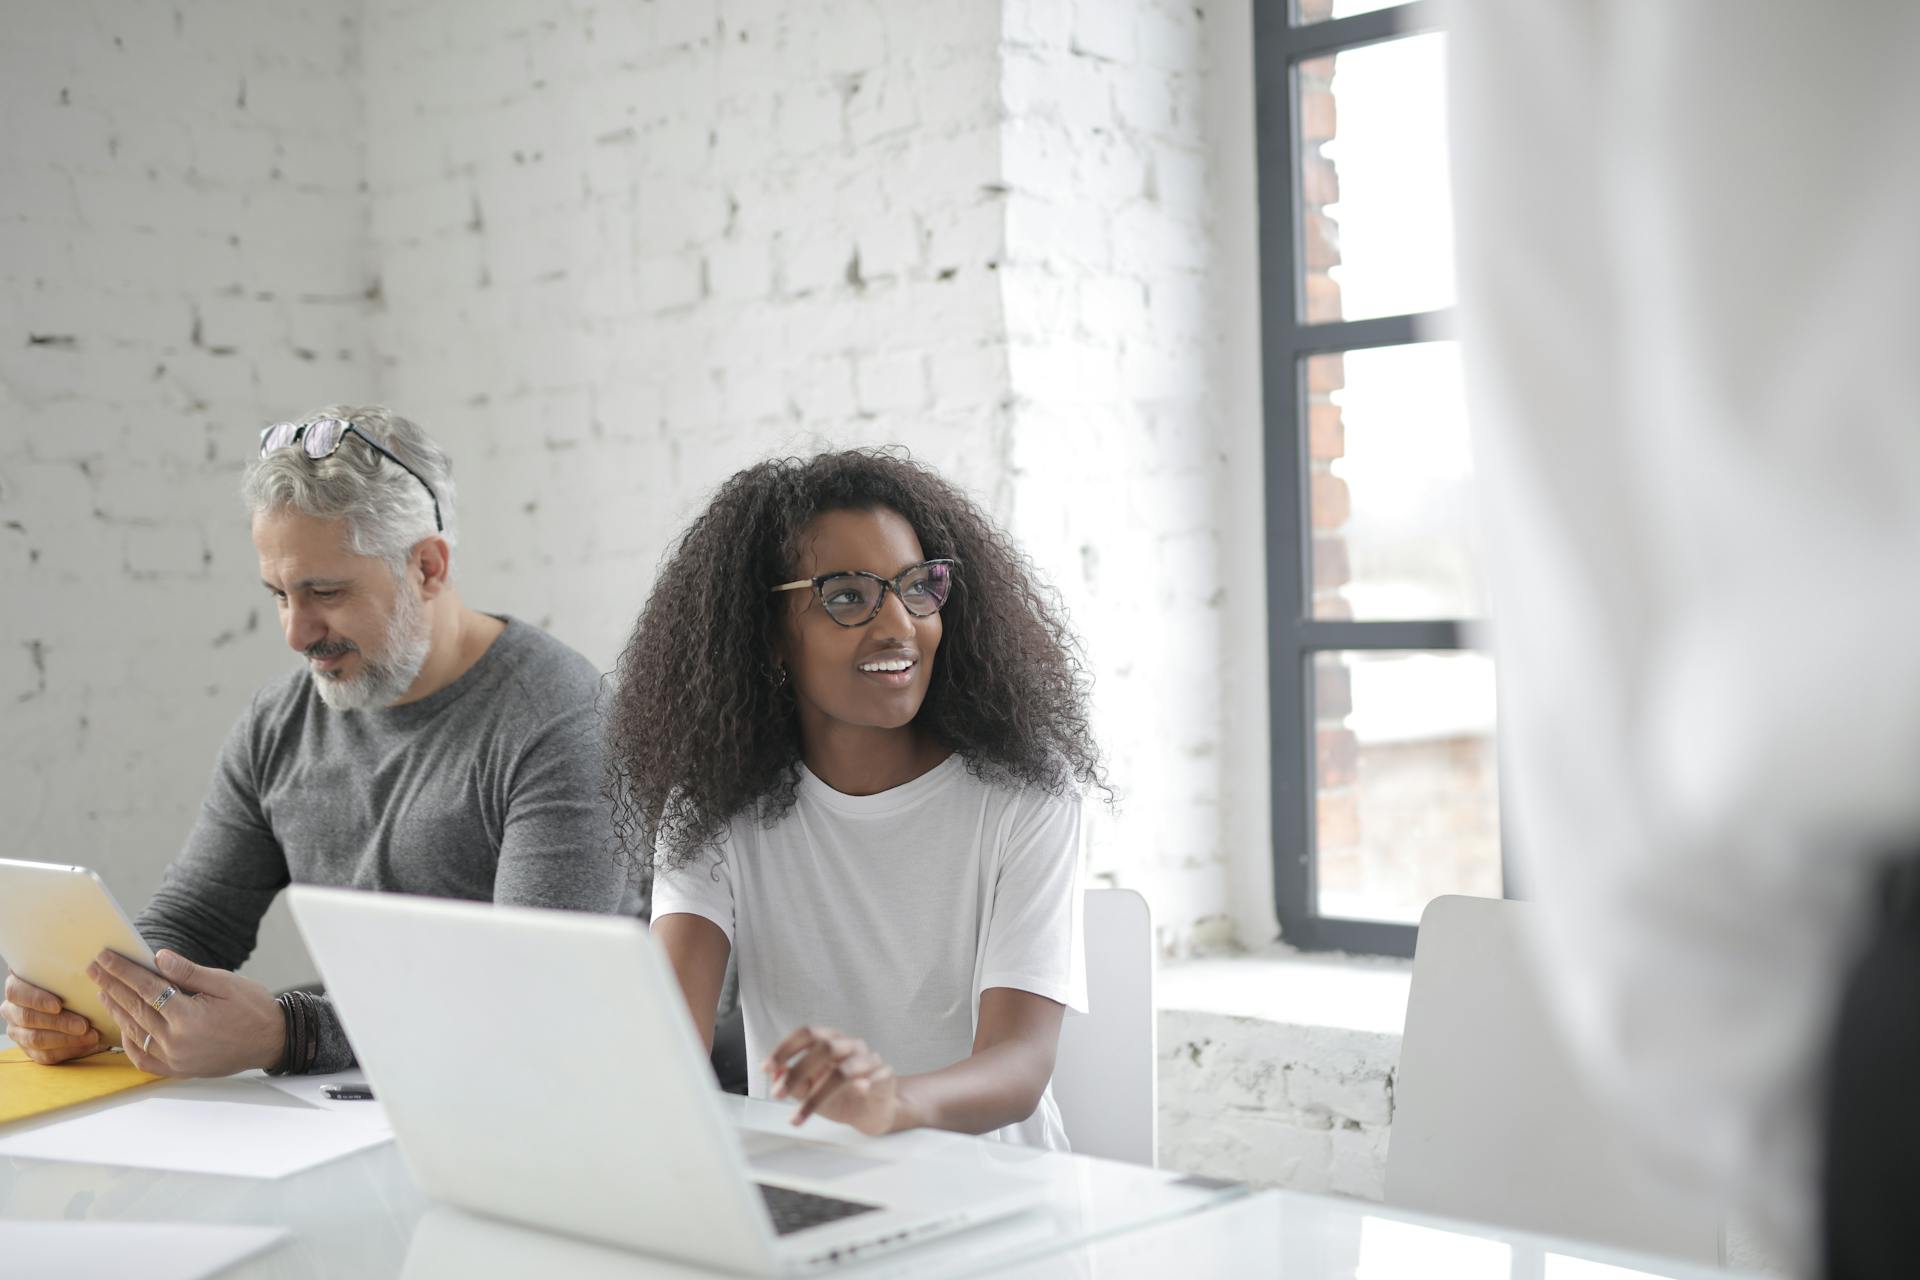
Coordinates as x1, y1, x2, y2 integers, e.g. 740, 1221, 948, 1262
309, 577, 434, 712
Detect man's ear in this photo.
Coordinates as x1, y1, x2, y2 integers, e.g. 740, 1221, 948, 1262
413, 535, 453, 598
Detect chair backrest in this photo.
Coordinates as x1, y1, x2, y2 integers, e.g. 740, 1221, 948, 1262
1387, 895, 1721, 1262
1051, 888, 1156, 1165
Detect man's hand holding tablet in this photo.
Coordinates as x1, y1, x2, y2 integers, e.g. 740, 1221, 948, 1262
1, 972, 102, 1064
0, 859, 166, 1065
86, 949, 286, 1077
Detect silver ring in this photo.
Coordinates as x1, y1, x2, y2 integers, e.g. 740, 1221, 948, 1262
142, 1031, 153, 1052
151, 985, 177, 1011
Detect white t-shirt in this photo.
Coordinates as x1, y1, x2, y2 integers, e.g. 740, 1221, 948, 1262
651, 753, 1087, 1150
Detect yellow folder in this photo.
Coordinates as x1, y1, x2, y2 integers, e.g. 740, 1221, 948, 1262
0, 1047, 161, 1125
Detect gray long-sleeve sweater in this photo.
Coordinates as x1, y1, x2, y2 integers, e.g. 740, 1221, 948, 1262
136, 616, 645, 1073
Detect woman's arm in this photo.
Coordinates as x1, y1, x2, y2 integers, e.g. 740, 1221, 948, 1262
653, 912, 731, 1053
768, 986, 1065, 1135
895, 987, 1066, 1133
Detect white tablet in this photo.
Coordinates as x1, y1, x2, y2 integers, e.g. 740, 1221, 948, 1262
0, 858, 161, 1049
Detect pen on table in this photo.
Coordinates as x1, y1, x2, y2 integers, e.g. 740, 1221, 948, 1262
322, 1082, 376, 1101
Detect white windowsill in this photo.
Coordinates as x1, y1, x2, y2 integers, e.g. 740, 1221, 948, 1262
1156, 945, 1413, 1037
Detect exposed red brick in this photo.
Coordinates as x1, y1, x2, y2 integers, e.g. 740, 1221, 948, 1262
1311, 535, 1349, 589
1310, 470, 1349, 529
1316, 726, 1358, 790
1304, 274, 1343, 323
1303, 211, 1340, 271
1315, 659, 1353, 720
1300, 90, 1337, 143
1301, 154, 1339, 208
1316, 788, 1360, 848
1306, 352, 1345, 394
1308, 402, 1345, 459
1311, 591, 1353, 621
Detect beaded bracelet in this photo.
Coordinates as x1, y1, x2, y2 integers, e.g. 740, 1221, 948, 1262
264, 992, 298, 1076
264, 991, 322, 1076
292, 991, 318, 1074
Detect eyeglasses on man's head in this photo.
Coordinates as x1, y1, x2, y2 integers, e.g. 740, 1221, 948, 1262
259, 418, 444, 533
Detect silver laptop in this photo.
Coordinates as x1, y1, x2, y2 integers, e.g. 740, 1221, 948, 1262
286, 887, 1045, 1275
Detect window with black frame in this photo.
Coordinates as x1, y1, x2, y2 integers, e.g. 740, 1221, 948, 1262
1256, 0, 1500, 957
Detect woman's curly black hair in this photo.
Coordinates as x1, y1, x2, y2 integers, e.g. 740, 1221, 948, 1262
607, 448, 1106, 873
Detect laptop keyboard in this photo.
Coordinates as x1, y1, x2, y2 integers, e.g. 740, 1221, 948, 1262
756, 1182, 882, 1237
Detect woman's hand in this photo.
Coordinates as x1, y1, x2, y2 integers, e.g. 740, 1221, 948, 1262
764, 1025, 903, 1135
763, 992, 1064, 1138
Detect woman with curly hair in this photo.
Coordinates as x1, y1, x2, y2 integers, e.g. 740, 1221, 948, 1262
608, 448, 1105, 1149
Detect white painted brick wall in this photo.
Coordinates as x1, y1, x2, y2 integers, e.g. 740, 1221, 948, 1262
0, 0, 369, 989
1159, 1009, 1398, 1199
3, 0, 1276, 1004
999, 0, 1251, 955
363, 0, 1017, 677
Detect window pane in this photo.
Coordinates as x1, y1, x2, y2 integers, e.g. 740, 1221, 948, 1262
1306, 341, 1485, 620
1298, 32, 1454, 323
1297, 0, 1405, 23
1294, 0, 1411, 22
1314, 650, 1500, 924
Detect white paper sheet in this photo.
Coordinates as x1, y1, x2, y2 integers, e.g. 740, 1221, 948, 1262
0, 1095, 393, 1177
0, 1222, 287, 1280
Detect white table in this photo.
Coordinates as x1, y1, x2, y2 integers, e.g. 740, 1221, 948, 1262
0, 1064, 1747, 1279
400, 1190, 1749, 1280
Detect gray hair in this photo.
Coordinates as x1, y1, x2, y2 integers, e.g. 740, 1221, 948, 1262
242, 406, 458, 571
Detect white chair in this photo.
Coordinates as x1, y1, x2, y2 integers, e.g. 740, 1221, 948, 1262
1386, 895, 1722, 1262
1051, 887, 1156, 1165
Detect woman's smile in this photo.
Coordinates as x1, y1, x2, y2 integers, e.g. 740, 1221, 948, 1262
856, 648, 919, 686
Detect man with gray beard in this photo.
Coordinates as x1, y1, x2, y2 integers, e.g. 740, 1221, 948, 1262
0, 408, 643, 1078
